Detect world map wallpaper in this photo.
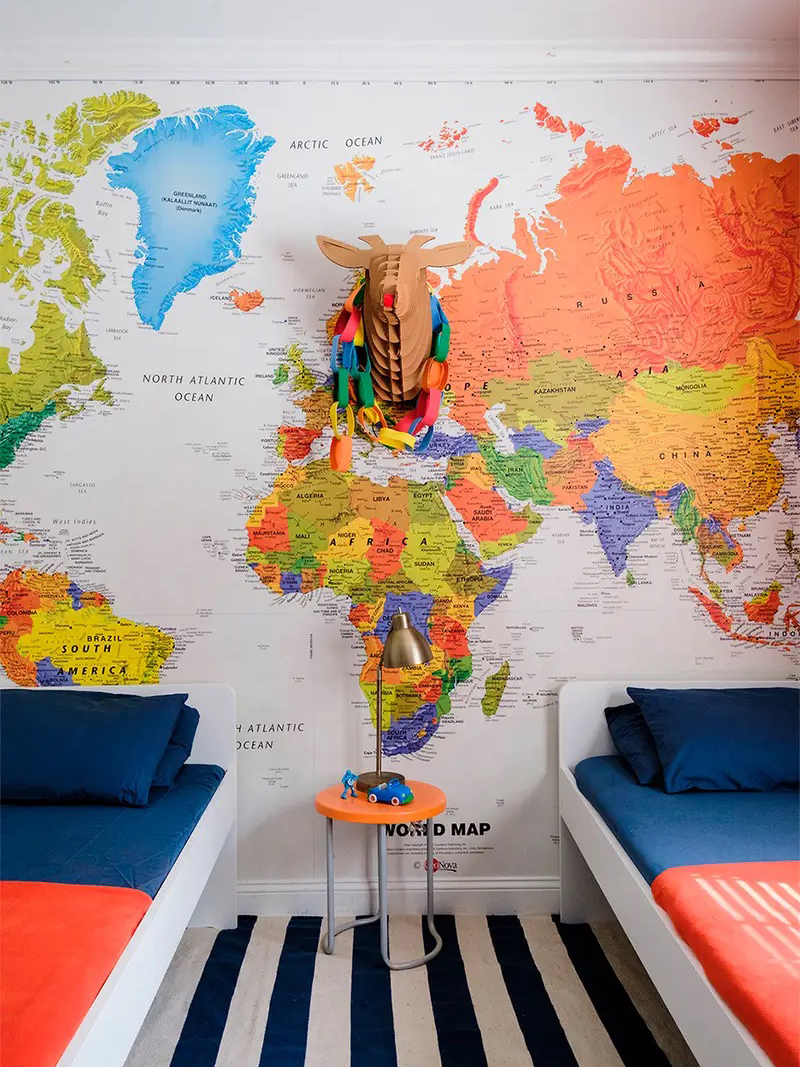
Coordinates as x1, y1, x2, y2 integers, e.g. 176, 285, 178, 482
1, 80, 797, 892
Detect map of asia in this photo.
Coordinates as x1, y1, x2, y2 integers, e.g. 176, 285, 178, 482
0, 81, 797, 888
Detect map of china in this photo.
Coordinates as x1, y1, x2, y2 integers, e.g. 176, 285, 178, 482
108, 106, 274, 330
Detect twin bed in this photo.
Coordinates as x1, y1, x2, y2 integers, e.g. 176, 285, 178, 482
2, 678, 797, 1067
0, 683, 237, 1067
559, 680, 800, 1067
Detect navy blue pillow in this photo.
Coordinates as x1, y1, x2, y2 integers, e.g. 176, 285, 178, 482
604, 703, 662, 785
151, 703, 199, 789
0, 689, 183, 805
628, 687, 800, 793
26, 688, 194, 792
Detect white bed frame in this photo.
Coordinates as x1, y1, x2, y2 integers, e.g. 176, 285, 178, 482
0, 682, 238, 1067
559, 679, 798, 1067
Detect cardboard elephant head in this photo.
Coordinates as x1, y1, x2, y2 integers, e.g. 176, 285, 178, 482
317, 234, 475, 403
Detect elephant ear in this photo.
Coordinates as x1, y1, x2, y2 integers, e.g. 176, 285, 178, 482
424, 240, 478, 267
316, 236, 371, 268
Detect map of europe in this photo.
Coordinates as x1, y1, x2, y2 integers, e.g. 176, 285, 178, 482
1, 83, 798, 767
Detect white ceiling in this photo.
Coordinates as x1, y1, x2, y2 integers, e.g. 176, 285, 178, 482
4, 0, 799, 41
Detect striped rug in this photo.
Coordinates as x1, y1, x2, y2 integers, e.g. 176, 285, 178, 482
125, 915, 699, 1067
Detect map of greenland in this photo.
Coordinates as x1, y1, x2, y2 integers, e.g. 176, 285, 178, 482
108, 106, 274, 330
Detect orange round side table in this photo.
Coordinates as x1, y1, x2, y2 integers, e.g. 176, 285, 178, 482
315, 780, 446, 970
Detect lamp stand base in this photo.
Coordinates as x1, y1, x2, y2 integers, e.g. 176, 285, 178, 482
356, 771, 406, 793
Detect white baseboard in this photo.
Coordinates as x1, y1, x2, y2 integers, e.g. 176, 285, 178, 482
1, 38, 797, 81
237, 876, 559, 916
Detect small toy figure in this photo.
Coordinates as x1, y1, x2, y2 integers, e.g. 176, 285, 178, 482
367, 777, 414, 806
340, 769, 358, 799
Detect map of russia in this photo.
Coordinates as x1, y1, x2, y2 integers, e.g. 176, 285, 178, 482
108, 106, 275, 330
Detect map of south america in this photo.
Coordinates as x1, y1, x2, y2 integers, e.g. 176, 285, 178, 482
0, 569, 174, 686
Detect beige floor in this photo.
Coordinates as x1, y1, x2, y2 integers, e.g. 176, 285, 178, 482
593, 920, 699, 1067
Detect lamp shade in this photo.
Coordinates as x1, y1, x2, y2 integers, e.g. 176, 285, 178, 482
381, 612, 433, 667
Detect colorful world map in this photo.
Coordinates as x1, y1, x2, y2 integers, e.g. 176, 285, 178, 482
0, 83, 798, 756
1, 79, 798, 888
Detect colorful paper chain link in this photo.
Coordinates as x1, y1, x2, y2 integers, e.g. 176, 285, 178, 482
328, 284, 450, 470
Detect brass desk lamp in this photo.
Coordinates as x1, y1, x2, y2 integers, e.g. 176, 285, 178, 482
356, 611, 432, 792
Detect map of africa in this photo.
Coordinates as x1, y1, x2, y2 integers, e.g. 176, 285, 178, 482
0, 80, 797, 887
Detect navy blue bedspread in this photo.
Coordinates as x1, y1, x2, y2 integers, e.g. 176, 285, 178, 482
0, 763, 224, 898
575, 755, 800, 884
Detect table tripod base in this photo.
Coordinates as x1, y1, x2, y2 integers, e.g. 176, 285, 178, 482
322, 816, 442, 969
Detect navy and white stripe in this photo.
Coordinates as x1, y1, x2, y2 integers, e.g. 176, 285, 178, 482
125, 916, 697, 1067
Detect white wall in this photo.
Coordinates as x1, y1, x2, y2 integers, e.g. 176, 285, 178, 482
3, 0, 799, 44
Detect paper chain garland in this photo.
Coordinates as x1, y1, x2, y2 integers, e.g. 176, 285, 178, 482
328, 282, 450, 471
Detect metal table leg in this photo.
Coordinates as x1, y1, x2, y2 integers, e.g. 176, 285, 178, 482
324, 817, 335, 953
323, 816, 380, 954
378, 818, 443, 970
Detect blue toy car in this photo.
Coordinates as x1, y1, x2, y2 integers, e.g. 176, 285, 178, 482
367, 778, 414, 806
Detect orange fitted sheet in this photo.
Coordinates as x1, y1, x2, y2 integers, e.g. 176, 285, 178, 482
652, 861, 800, 1067
0, 880, 151, 1067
